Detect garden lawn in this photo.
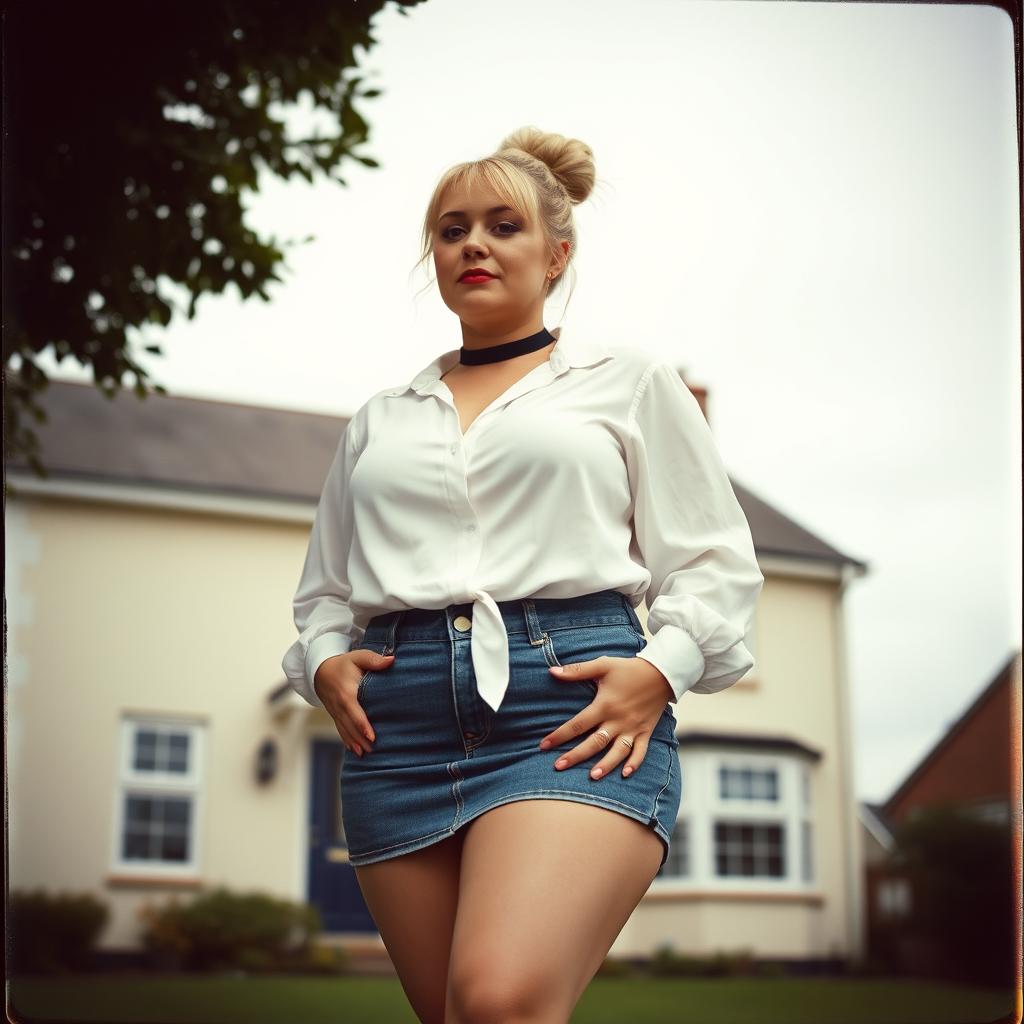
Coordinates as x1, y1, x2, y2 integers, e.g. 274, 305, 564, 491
9, 973, 1013, 1024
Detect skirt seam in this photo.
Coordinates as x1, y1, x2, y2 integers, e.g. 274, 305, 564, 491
347, 788, 673, 866
651, 746, 675, 827
348, 823, 455, 863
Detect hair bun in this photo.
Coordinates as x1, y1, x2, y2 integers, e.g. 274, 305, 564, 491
496, 126, 596, 205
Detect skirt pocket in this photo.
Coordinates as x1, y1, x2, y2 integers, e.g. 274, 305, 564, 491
353, 639, 393, 704
543, 623, 643, 696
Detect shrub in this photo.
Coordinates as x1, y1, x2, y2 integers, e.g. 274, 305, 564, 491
647, 943, 707, 977
8, 888, 109, 975
646, 943, 759, 977
297, 943, 351, 975
888, 804, 1015, 987
704, 948, 756, 976
752, 959, 787, 978
138, 886, 321, 972
595, 956, 633, 978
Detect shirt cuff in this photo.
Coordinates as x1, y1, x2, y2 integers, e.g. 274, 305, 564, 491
305, 632, 354, 707
634, 624, 706, 703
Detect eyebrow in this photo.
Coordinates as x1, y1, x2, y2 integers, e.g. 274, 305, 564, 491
438, 205, 515, 221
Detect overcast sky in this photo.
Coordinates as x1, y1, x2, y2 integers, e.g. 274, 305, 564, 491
44, 0, 1020, 806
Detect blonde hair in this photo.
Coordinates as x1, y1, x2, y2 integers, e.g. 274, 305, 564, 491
413, 126, 598, 309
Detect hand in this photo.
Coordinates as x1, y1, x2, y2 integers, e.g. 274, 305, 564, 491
313, 650, 395, 757
538, 655, 673, 781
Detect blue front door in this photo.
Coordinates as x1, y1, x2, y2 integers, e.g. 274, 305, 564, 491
308, 739, 376, 933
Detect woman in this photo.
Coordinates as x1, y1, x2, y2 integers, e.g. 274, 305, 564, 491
282, 126, 763, 1024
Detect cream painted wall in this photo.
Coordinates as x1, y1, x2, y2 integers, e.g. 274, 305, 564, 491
6, 492, 336, 949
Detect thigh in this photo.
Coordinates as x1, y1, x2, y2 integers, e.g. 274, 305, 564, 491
354, 829, 467, 1024
445, 799, 663, 1022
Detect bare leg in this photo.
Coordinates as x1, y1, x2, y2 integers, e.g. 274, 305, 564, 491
354, 828, 468, 1024
444, 799, 664, 1024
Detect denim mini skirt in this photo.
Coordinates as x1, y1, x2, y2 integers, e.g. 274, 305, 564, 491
339, 588, 682, 868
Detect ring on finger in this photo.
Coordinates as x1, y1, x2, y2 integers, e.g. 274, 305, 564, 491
595, 728, 634, 751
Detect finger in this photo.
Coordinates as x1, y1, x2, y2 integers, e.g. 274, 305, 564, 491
620, 732, 651, 778
553, 720, 614, 772
315, 679, 364, 755
587, 733, 632, 780
590, 731, 647, 781
344, 681, 377, 746
349, 701, 376, 745
333, 716, 365, 756
345, 655, 392, 747
549, 658, 604, 682
539, 701, 602, 753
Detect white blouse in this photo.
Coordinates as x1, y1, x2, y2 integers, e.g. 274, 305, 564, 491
282, 327, 764, 714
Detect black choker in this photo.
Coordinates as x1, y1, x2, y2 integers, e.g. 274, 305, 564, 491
459, 327, 555, 365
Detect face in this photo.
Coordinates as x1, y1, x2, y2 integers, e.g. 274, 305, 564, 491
432, 181, 567, 338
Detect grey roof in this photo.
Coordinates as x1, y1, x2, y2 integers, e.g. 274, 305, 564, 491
6, 378, 866, 570
676, 730, 823, 760
6, 378, 342, 503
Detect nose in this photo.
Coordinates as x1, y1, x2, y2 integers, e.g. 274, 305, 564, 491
461, 225, 489, 257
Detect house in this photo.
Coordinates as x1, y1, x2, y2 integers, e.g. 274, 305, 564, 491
6, 372, 868, 971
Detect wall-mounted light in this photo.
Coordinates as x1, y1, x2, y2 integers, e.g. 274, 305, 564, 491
256, 737, 277, 784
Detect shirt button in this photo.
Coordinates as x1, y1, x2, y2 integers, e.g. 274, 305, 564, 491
449, 443, 457, 454
453, 615, 472, 631
466, 524, 476, 533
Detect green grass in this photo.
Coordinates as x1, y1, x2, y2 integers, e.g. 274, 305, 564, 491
9, 973, 1014, 1024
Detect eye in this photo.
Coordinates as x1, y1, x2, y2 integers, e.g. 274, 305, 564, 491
439, 222, 521, 241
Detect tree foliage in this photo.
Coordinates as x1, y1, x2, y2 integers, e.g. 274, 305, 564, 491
887, 803, 1015, 987
3, 0, 425, 476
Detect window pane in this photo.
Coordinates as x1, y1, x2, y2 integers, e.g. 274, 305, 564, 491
655, 819, 689, 879
714, 821, 785, 877
133, 728, 191, 774
121, 794, 192, 863
133, 731, 158, 771
166, 733, 190, 773
720, 765, 779, 802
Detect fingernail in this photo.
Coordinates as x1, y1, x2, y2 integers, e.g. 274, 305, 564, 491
555, 758, 568, 768
356, 745, 364, 757
623, 766, 633, 777
591, 767, 603, 779
550, 666, 563, 672
539, 739, 550, 750
364, 729, 374, 742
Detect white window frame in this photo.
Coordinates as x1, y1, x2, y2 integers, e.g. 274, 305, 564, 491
111, 716, 206, 877
656, 815, 691, 879
652, 748, 816, 893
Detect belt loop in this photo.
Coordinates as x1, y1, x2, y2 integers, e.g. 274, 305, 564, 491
384, 610, 405, 654
621, 594, 643, 633
521, 598, 545, 645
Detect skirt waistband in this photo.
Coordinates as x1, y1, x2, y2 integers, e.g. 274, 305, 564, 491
361, 588, 643, 646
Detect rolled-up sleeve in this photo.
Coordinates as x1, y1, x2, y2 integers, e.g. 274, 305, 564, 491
281, 419, 361, 709
625, 361, 764, 702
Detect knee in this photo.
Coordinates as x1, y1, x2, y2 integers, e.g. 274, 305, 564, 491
446, 960, 558, 1024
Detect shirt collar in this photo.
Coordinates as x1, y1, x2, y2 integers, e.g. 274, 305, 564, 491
383, 326, 611, 399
